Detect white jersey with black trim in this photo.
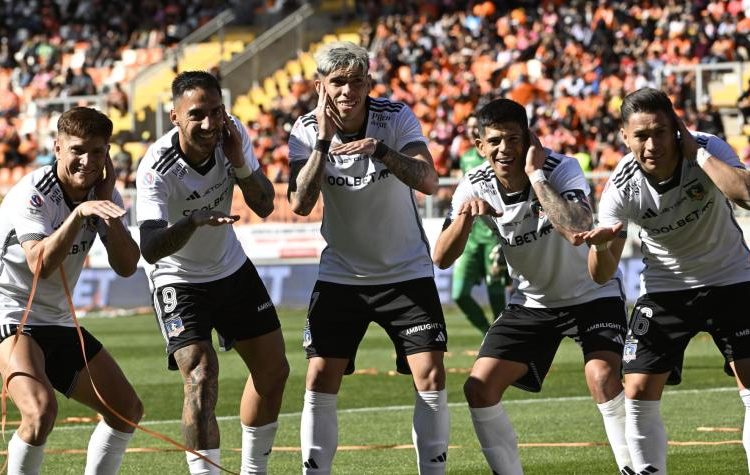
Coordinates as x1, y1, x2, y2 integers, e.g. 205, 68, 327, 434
136, 116, 260, 289
598, 131, 750, 294
288, 97, 434, 285
0, 165, 126, 326
448, 151, 624, 308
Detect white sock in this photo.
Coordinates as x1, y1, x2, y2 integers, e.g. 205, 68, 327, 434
300, 390, 337, 474
186, 448, 221, 475
740, 389, 750, 472
411, 389, 449, 474
7, 431, 45, 475
469, 402, 523, 475
596, 391, 633, 472
241, 421, 278, 474
625, 398, 667, 474
84, 421, 134, 475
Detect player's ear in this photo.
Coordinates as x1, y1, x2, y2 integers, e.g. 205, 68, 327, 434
170, 108, 178, 127
619, 126, 628, 145
475, 137, 486, 158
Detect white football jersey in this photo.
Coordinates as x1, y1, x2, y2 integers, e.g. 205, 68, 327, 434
288, 97, 434, 285
136, 116, 260, 289
448, 151, 624, 308
0, 165, 126, 326
598, 131, 750, 293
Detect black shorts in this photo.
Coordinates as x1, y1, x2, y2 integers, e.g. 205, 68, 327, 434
303, 277, 447, 375
623, 282, 750, 384
152, 260, 280, 370
0, 324, 102, 397
478, 297, 627, 392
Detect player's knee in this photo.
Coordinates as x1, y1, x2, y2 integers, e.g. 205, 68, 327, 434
127, 395, 144, 424
464, 376, 493, 407
20, 393, 57, 443
586, 363, 617, 391
256, 357, 289, 398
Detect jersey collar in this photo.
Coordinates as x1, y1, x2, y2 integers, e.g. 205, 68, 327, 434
641, 155, 683, 194
171, 132, 216, 176
497, 177, 531, 204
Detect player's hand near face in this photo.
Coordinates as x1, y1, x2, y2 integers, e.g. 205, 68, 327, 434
458, 198, 503, 219
524, 133, 547, 176
676, 118, 700, 162
316, 83, 343, 140
221, 109, 245, 167
188, 209, 240, 227
95, 151, 116, 201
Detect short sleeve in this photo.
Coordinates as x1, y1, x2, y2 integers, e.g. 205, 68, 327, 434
447, 176, 477, 223
288, 117, 314, 164
13, 189, 54, 243
549, 155, 590, 197
597, 179, 629, 231
394, 107, 428, 152
232, 115, 260, 171
136, 167, 169, 225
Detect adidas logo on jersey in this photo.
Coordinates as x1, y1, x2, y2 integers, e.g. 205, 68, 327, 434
641, 208, 658, 219
186, 190, 201, 201
434, 331, 446, 343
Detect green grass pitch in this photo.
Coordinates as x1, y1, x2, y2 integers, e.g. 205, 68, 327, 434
4, 308, 746, 474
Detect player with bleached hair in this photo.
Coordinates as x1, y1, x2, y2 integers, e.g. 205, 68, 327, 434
288, 41, 449, 474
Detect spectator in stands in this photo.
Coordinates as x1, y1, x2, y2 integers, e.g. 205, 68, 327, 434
288, 41, 449, 474
0, 106, 143, 475
106, 83, 129, 115
112, 141, 133, 188
66, 67, 97, 96
136, 71, 287, 475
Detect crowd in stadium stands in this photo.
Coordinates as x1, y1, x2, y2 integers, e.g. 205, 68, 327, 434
243, 0, 750, 211
0, 0, 238, 172
3, 0, 750, 210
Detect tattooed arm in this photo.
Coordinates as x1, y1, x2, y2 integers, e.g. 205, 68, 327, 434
525, 134, 592, 244
288, 150, 327, 216
532, 181, 593, 242
236, 168, 275, 218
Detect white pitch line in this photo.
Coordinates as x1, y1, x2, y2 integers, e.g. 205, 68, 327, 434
51, 385, 739, 433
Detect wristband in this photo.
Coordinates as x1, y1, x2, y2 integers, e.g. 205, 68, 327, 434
529, 169, 547, 185
695, 147, 711, 168
594, 242, 610, 252
234, 162, 252, 179
314, 139, 331, 154
372, 140, 388, 160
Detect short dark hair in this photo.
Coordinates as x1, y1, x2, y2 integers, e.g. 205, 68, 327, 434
621, 87, 677, 128
171, 71, 221, 101
475, 98, 529, 141
57, 107, 113, 139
